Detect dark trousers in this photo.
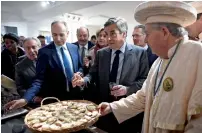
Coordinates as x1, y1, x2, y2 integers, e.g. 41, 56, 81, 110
96, 113, 121, 133
120, 112, 144, 133
96, 112, 144, 133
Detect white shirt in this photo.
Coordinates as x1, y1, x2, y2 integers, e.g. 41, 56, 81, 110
110, 42, 126, 84
54, 43, 74, 91
143, 44, 148, 50
79, 44, 89, 57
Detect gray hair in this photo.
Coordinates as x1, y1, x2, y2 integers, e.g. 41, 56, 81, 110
76, 26, 89, 36
134, 25, 146, 34
150, 22, 188, 37
51, 20, 68, 31
104, 17, 128, 34
23, 37, 41, 48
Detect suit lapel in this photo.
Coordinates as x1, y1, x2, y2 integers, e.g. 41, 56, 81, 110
147, 46, 152, 56
119, 44, 133, 83
30, 61, 36, 74
74, 42, 79, 48
51, 43, 63, 70
88, 41, 94, 50
66, 43, 76, 72
103, 48, 111, 83
24, 57, 36, 74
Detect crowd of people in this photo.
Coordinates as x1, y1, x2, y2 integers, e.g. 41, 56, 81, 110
1, 1, 202, 133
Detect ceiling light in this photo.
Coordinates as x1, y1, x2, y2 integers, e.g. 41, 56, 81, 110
41, 1, 55, 7
64, 13, 83, 22
41, 1, 47, 7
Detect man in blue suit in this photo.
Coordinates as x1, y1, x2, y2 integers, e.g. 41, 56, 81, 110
5, 20, 83, 110
132, 25, 158, 68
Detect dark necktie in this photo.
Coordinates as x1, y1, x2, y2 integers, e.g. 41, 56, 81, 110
109, 50, 121, 82
81, 46, 85, 64
60, 47, 73, 81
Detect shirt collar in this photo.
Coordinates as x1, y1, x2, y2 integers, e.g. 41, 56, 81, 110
112, 42, 126, 55
143, 44, 148, 50
54, 42, 67, 50
79, 43, 88, 50
167, 37, 186, 58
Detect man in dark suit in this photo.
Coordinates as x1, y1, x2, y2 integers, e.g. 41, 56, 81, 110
132, 25, 158, 68
73, 27, 95, 102
15, 37, 42, 104
146, 45, 158, 68
72, 17, 149, 133
5, 20, 83, 110
73, 27, 94, 64
37, 35, 47, 47
90, 35, 97, 45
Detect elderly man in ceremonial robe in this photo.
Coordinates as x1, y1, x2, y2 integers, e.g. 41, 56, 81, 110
99, 1, 202, 133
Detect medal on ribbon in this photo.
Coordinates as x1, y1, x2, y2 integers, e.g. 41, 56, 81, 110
163, 77, 173, 92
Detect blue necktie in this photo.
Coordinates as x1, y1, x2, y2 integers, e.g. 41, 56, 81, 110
60, 47, 73, 81
110, 50, 121, 82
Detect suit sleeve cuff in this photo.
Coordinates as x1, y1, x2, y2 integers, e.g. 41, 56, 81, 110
31, 97, 37, 103
83, 77, 90, 84
125, 86, 131, 96
23, 94, 33, 103
77, 72, 84, 77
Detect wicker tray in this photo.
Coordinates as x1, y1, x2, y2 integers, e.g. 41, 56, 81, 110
24, 97, 100, 133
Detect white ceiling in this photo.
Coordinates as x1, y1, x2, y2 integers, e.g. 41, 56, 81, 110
72, 1, 142, 25
1, 1, 106, 22
1, 1, 143, 26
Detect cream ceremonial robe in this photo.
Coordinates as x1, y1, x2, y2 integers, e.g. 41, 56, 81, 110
110, 37, 202, 133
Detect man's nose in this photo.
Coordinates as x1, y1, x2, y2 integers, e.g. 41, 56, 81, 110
107, 36, 112, 41
30, 48, 34, 53
80, 36, 85, 40
55, 35, 61, 41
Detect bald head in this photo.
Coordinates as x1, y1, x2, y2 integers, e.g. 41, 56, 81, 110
51, 21, 69, 46
76, 27, 89, 46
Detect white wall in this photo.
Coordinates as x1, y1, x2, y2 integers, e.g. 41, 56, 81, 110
1, 21, 28, 37
26, 20, 52, 38
127, 23, 137, 44
26, 20, 84, 43
1, 17, 88, 43
86, 25, 102, 39
26, 18, 102, 43
1, 19, 139, 44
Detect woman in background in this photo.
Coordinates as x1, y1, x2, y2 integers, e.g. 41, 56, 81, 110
88, 28, 108, 64
1, 33, 25, 80
82, 28, 108, 76
81, 28, 108, 103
